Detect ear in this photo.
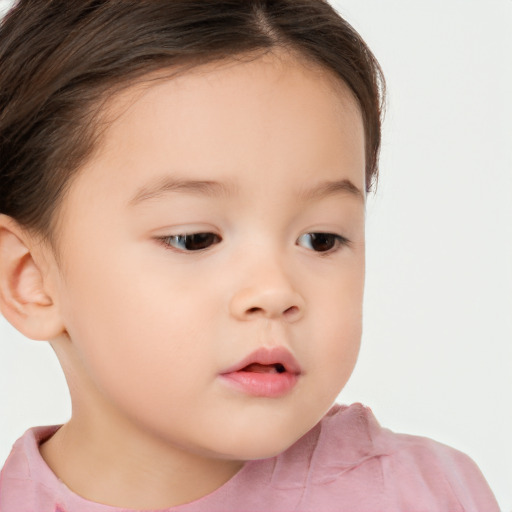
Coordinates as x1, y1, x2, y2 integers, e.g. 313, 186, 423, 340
0, 214, 65, 340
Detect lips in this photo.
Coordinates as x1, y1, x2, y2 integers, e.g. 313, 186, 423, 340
221, 347, 302, 375
219, 347, 301, 398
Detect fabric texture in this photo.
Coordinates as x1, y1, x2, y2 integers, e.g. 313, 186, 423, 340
0, 403, 500, 512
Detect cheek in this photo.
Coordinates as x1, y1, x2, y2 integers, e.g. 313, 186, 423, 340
313, 303, 362, 379
306, 262, 364, 390
58, 250, 219, 414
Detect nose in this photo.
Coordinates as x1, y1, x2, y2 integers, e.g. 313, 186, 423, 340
229, 261, 305, 323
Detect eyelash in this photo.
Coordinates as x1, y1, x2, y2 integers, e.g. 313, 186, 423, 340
156, 232, 350, 255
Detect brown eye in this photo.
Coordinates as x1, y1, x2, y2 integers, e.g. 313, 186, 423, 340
162, 233, 221, 251
297, 233, 348, 253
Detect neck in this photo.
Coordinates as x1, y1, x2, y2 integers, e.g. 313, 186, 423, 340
39, 415, 244, 509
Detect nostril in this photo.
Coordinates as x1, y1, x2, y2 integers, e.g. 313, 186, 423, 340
245, 305, 300, 317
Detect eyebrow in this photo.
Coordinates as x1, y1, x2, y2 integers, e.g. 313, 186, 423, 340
297, 178, 365, 202
128, 176, 237, 206
128, 174, 364, 207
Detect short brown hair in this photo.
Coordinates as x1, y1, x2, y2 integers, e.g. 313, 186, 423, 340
0, 0, 385, 252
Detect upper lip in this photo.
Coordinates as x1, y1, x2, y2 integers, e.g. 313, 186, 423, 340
221, 346, 302, 375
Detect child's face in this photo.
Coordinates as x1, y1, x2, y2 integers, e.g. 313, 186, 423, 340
48, 51, 365, 461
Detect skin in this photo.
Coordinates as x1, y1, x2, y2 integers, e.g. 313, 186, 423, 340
0, 51, 366, 508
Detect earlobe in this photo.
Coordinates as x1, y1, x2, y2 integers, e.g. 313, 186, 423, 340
0, 214, 64, 340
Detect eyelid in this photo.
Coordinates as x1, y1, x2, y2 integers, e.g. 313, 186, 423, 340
155, 230, 351, 254
296, 232, 351, 255
157, 232, 222, 252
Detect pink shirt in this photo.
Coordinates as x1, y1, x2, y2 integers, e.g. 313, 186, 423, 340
0, 403, 499, 511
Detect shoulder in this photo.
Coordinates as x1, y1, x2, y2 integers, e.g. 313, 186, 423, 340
292, 403, 500, 512
0, 425, 64, 512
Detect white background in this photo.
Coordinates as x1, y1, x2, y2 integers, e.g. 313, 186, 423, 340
1, 0, 511, 510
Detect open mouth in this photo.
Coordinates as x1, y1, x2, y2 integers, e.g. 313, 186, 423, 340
220, 348, 300, 397
240, 363, 287, 374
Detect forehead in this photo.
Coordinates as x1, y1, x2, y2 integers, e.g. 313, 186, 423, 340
93, 52, 363, 175
56, 52, 365, 236
104, 50, 362, 128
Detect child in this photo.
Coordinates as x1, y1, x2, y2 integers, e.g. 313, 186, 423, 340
0, 1, 500, 510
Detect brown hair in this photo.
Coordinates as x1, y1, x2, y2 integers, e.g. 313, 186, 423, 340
0, 0, 385, 253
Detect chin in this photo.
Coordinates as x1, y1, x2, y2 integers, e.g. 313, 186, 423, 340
212, 419, 315, 461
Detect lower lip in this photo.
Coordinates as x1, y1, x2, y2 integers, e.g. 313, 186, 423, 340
219, 371, 299, 398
